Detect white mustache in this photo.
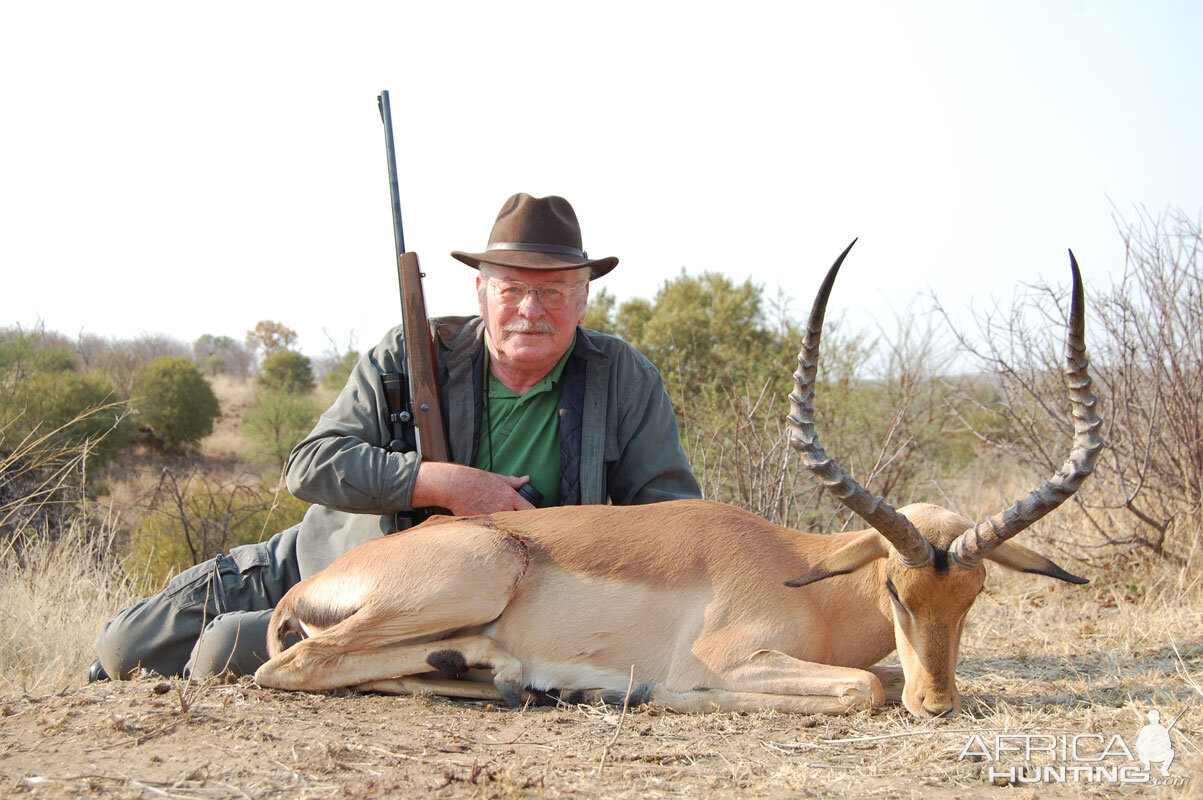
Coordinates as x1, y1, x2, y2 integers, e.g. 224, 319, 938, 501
503, 320, 557, 335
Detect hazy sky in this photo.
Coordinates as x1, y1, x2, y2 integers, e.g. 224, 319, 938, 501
3, 1, 1201, 358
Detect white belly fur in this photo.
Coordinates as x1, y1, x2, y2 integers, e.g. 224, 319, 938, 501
482, 571, 714, 692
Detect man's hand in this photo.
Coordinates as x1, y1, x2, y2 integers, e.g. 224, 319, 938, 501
411, 462, 537, 516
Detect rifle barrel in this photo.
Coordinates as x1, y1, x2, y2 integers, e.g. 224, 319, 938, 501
377, 90, 406, 255
375, 89, 450, 465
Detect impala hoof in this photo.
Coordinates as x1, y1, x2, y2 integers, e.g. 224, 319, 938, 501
840, 674, 885, 709
495, 679, 526, 708
599, 682, 654, 708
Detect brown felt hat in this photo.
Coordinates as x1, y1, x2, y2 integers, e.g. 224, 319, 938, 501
451, 193, 618, 279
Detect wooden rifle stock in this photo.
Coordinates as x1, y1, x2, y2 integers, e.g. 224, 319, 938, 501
378, 90, 449, 464
398, 251, 449, 462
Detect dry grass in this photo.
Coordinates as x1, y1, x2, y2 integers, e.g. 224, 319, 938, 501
0, 511, 144, 695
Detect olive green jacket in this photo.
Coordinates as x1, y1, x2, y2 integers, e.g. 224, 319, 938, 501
284, 317, 700, 578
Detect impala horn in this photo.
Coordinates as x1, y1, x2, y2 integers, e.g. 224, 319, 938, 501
948, 251, 1103, 569
787, 240, 935, 569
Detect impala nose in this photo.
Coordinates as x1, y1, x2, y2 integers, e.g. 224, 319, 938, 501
922, 700, 956, 717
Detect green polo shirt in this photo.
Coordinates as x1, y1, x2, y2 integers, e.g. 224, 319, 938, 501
474, 337, 574, 507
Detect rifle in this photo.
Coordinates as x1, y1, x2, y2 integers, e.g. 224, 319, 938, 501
377, 90, 450, 464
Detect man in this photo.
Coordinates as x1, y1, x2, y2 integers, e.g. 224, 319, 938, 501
94, 193, 700, 680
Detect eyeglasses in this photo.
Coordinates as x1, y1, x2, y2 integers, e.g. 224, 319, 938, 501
485, 277, 585, 310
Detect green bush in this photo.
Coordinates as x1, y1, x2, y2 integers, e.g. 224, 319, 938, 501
1, 371, 135, 469
243, 392, 322, 466
32, 347, 77, 374
257, 350, 314, 394
1, 330, 134, 544
133, 357, 221, 450
1, 330, 73, 384
1, 328, 133, 473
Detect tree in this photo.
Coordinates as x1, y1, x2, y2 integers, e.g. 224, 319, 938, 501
312, 330, 360, 390
582, 287, 618, 334
132, 357, 221, 450
128, 333, 191, 363
257, 350, 314, 394
90, 334, 191, 399
96, 345, 139, 400
193, 334, 254, 378
127, 469, 310, 586
243, 392, 322, 466
321, 351, 359, 391
193, 334, 234, 375
0, 327, 134, 546
584, 269, 959, 527
946, 207, 1203, 564
615, 271, 777, 396
246, 320, 299, 357
0, 326, 133, 471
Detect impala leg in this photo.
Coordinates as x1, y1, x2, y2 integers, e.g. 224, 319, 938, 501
357, 675, 536, 706
255, 524, 529, 694
866, 664, 904, 703
558, 649, 886, 715
256, 633, 525, 703
649, 686, 868, 714
530, 683, 864, 714
659, 648, 885, 714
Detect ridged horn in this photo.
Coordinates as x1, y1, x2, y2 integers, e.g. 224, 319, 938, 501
787, 240, 935, 569
949, 251, 1103, 569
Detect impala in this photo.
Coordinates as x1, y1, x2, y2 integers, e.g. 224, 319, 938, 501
254, 243, 1102, 717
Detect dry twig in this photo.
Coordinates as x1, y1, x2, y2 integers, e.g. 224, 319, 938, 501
596, 665, 636, 776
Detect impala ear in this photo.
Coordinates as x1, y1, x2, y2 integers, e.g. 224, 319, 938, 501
984, 541, 1089, 585
786, 530, 889, 587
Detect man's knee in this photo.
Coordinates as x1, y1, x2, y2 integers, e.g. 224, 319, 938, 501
187, 610, 275, 678
95, 594, 186, 679
95, 610, 139, 679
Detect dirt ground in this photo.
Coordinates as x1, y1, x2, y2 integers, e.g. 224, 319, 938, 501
3, 664, 1198, 800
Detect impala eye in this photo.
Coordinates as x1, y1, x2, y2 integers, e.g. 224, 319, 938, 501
885, 578, 901, 603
